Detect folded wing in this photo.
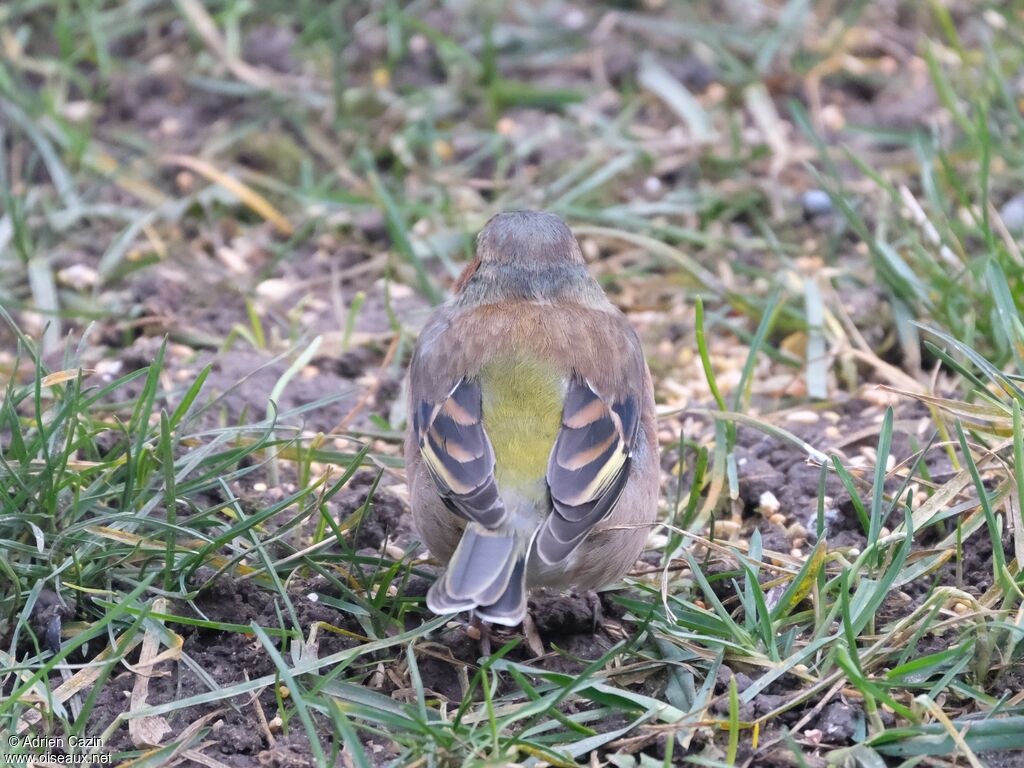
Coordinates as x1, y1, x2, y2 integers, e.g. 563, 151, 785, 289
536, 378, 640, 564
414, 378, 505, 529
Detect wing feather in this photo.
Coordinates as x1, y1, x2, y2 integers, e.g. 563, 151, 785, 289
415, 378, 506, 529
536, 379, 641, 564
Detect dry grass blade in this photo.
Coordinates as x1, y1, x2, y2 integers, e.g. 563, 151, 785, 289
163, 155, 294, 236
129, 598, 178, 748
15, 633, 144, 734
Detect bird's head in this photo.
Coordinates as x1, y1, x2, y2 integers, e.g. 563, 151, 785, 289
453, 211, 598, 304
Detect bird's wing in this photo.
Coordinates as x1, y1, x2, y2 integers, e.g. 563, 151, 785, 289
413, 377, 506, 528
536, 377, 641, 564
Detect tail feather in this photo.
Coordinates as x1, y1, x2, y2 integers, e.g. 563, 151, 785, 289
445, 526, 516, 601
474, 557, 527, 626
426, 524, 529, 626
426, 580, 476, 614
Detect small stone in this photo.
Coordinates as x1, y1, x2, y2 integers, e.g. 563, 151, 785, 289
785, 409, 819, 424
253, 482, 268, 493
64, 101, 95, 123
769, 513, 787, 526
409, 34, 428, 54
801, 189, 833, 218
758, 491, 781, 516
563, 7, 587, 29
1000, 193, 1024, 231
581, 238, 600, 261
256, 278, 295, 302
820, 104, 845, 131
56, 264, 99, 290
819, 704, 860, 745
159, 116, 180, 136
496, 117, 517, 136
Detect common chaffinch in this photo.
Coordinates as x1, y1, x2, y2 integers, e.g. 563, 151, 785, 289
405, 211, 658, 627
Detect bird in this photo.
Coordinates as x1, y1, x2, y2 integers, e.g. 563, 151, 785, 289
405, 210, 659, 629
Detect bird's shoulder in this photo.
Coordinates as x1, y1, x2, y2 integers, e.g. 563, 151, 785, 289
413, 300, 647, 403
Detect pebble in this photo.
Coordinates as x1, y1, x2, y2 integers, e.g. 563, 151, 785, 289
256, 278, 296, 302
769, 513, 787, 526
56, 264, 99, 290
758, 491, 781, 516
820, 104, 845, 131
999, 193, 1024, 231
253, 482, 268, 493
786, 409, 820, 424
802, 189, 833, 217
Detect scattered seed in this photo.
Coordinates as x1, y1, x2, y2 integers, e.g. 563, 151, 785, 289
715, 519, 740, 538
788, 523, 808, 541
